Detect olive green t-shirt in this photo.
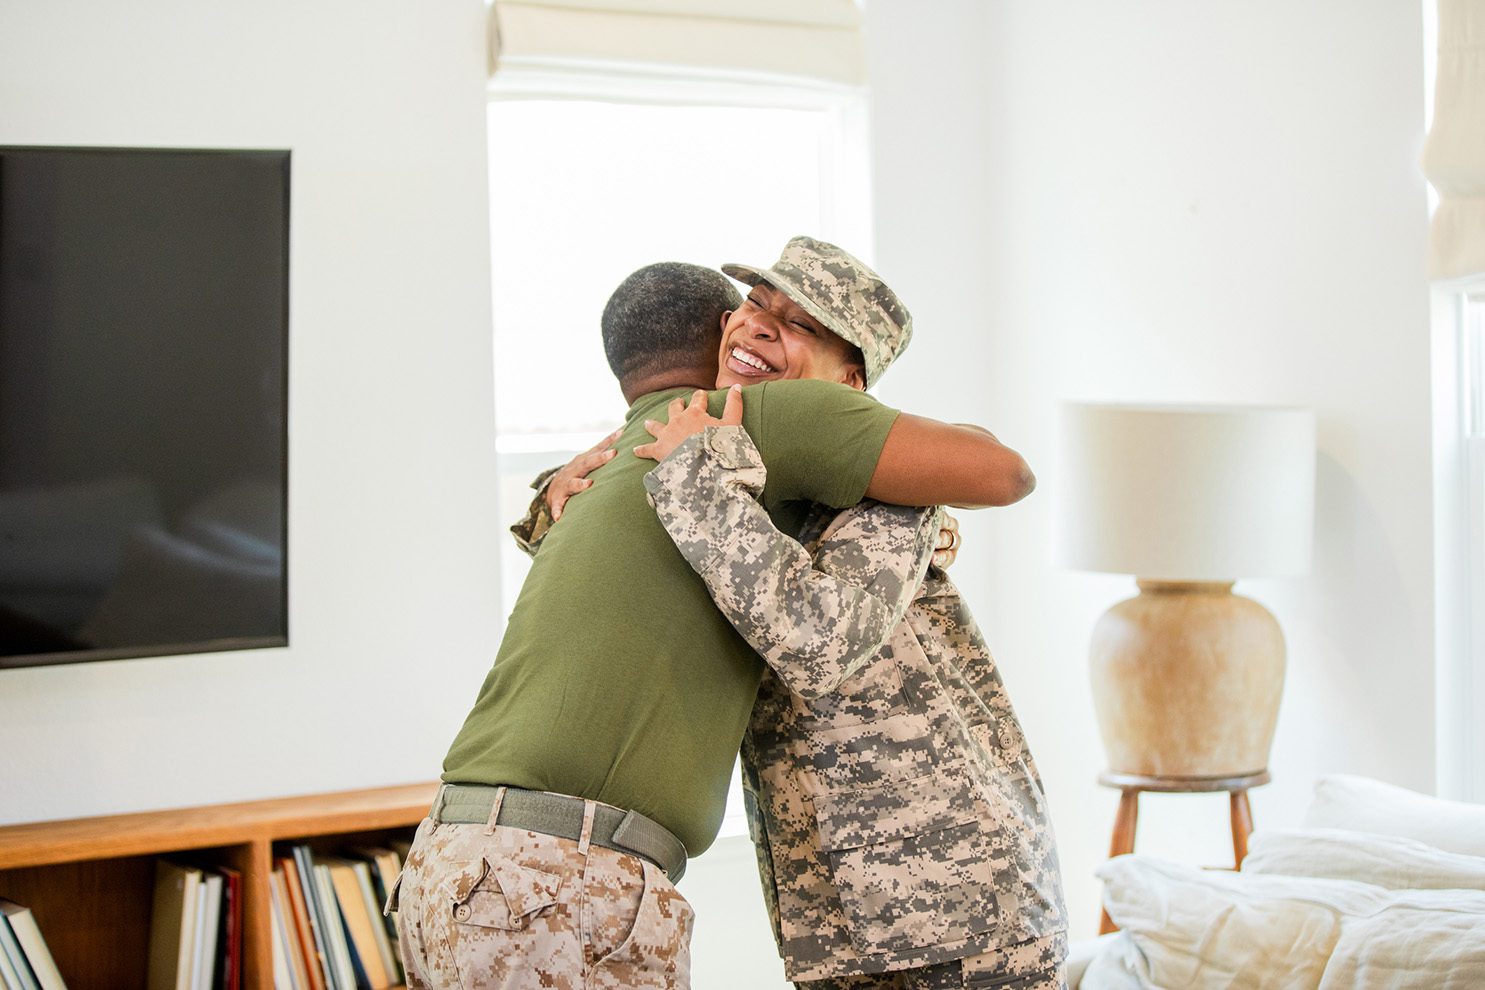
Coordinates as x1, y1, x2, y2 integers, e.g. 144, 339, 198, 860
442, 379, 900, 855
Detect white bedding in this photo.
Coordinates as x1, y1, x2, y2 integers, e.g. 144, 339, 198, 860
1244, 827, 1485, 892
1091, 854, 1485, 988
1304, 775, 1485, 858
1076, 932, 1147, 990
1075, 777, 1485, 989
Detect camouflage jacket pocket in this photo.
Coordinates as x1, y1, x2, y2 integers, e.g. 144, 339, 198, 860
444, 856, 562, 931
812, 771, 1001, 956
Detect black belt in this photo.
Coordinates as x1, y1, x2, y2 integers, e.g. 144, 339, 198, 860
432, 784, 687, 883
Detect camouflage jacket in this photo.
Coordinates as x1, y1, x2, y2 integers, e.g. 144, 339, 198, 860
644, 426, 1067, 981
510, 465, 561, 556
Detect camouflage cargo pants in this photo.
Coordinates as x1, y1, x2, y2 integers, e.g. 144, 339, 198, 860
798, 932, 1068, 990
391, 810, 695, 989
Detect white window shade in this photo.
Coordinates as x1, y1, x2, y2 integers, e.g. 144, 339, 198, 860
1423, 0, 1485, 280
487, 0, 865, 86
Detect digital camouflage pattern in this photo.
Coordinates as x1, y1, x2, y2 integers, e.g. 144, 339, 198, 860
721, 236, 912, 388
800, 932, 1068, 989
644, 427, 1068, 983
509, 466, 561, 556
949, 932, 1067, 990
391, 812, 694, 989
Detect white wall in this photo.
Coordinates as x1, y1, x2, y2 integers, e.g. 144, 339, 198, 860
868, 0, 1434, 942
0, 0, 500, 824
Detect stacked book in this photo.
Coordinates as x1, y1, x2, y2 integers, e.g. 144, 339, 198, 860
146, 862, 242, 990
268, 845, 406, 990
0, 899, 67, 990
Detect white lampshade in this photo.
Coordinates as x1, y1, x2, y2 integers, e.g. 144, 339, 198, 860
1055, 403, 1316, 580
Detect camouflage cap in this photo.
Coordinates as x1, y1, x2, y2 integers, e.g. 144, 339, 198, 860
721, 236, 912, 388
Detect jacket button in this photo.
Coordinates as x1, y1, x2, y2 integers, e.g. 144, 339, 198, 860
454, 904, 471, 922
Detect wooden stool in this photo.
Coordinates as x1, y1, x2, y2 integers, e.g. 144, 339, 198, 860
1097, 770, 1270, 935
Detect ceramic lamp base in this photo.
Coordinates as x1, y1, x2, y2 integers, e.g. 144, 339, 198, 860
1089, 580, 1285, 779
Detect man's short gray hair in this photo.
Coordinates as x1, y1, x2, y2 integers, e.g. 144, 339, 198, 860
602, 262, 741, 386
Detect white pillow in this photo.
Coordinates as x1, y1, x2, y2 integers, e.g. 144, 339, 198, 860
1076, 933, 1151, 990
1098, 854, 1485, 989
1305, 774, 1485, 857
1245, 828, 1485, 891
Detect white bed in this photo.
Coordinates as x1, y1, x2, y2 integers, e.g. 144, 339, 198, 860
1071, 775, 1485, 989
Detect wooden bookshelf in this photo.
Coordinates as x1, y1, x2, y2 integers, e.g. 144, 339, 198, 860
0, 782, 438, 990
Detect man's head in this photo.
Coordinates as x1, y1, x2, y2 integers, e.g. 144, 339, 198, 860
602, 262, 742, 402
716, 236, 912, 391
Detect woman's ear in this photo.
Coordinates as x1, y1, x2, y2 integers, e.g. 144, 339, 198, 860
842, 365, 866, 391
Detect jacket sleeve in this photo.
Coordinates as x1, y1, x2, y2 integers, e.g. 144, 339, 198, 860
509, 466, 561, 557
643, 425, 939, 700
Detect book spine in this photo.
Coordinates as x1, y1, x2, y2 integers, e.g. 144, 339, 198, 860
291, 847, 337, 990
312, 867, 358, 990
269, 871, 310, 990
218, 867, 241, 990
374, 854, 404, 975
0, 927, 26, 990
189, 876, 209, 990
352, 863, 397, 985
0, 915, 38, 990
176, 871, 201, 990
2, 906, 65, 990
276, 858, 324, 990
196, 873, 224, 990
267, 891, 294, 990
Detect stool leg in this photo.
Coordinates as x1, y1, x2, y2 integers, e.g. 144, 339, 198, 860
1109, 789, 1139, 858
1230, 789, 1254, 868
1100, 789, 1140, 934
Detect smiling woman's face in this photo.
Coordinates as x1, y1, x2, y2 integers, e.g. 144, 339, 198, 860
714, 283, 865, 391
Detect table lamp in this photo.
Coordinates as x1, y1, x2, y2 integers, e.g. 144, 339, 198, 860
1055, 403, 1316, 780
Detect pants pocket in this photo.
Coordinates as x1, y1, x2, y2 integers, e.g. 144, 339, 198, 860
590, 859, 694, 989
586, 848, 646, 965
436, 854, 567, 990
446, 856, 562, 931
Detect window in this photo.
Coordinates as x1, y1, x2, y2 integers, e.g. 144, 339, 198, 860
487, 66, 871, 834
1435, 281, 1485, 803
1423, 0, 1485, 804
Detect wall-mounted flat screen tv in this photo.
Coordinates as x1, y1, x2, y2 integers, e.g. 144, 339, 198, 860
0, 147, 288, 669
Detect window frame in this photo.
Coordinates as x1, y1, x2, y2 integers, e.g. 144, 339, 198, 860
1434, 278, 1485, 804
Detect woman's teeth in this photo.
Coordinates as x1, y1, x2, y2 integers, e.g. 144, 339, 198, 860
732, 347, 775, 373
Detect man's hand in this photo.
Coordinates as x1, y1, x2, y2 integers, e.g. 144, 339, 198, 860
545, 427, 621, 521
634, 385, 743, 462
931, 512, 961, 569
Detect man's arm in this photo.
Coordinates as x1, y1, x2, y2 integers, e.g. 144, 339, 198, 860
643, 426, 938, 699
867, 413, 1035, 509
636, 385, 1035, 513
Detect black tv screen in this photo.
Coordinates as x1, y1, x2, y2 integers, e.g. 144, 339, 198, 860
0, 147, 288, 668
